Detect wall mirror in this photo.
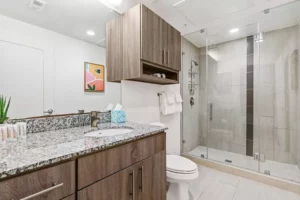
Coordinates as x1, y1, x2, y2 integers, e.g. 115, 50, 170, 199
0, 0, 121, 119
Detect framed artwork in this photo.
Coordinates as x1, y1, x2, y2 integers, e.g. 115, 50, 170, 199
84, 62, 105, 92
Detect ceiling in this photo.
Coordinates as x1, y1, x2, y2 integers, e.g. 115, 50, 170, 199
0, 0, 117, 47
0, 0, 298, 48
184, 0, 300, 47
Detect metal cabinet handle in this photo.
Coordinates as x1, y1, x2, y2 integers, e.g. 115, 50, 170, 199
162, 49, 165, 64
167, 51, 169, 65
209, 103, 213, 121
139, 166, 144, 192
130, 171, 135, 200
20, 183, 63, 200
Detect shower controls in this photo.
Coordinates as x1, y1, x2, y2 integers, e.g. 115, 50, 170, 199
190, 97, 194, 106
209, 103, 213, 121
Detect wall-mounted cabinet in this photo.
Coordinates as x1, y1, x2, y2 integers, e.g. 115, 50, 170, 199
106, 4, 181, 84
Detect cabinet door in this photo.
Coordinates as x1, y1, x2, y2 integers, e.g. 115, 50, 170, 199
167, 25, 181, 71
136, 151, 167, 200
106, 16, 123, 82
78, 166, 135, 200
141, 5, 163, 65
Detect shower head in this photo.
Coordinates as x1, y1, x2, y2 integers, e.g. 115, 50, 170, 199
192, 60, 199, 66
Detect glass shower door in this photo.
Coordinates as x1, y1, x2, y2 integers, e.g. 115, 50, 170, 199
206, 23, 260, 171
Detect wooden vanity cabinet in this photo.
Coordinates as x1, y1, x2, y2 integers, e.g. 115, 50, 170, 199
0, 132, 166, 200
78, 151, 166, 200
77, 132, 166, 200
106, 4, 181, 84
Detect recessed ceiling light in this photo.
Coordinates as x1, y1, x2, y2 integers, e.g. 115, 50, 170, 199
86, 31, 95, 36
229, 28, 239, 33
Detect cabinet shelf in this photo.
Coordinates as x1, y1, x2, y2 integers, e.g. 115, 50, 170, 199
131, 74, 178, 85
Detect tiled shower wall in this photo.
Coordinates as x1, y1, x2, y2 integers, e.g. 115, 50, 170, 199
182, 38, 201, 152
254, 25, 300, 165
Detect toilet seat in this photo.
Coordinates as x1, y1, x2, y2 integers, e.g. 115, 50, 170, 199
167, 155, 198, 174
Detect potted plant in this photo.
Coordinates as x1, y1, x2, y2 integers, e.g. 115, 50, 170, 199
0, 95, 11, 125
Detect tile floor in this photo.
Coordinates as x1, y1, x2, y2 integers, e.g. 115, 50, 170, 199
189, 165, 300, 200
189, 146, 300, 183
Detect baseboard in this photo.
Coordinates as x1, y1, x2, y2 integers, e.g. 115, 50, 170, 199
183, 154, 300, 195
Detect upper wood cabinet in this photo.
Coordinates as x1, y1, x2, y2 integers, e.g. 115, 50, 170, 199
106, 4, 181, 85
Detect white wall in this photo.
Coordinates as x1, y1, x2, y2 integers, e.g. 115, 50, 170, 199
0, 15, 121, 117
121, 80, 181, 155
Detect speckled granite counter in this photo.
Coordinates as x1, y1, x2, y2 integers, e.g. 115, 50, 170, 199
0, 122, 167, 179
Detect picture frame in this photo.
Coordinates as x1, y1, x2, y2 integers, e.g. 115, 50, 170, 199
84, 62, 105, 92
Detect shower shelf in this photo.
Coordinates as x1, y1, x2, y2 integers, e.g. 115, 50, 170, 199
188, 59, 199, 95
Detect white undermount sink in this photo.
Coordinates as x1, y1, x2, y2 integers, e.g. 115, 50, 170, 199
84, 128, 133, 137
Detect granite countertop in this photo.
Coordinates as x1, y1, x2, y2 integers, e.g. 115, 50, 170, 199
0, 122, 167, 179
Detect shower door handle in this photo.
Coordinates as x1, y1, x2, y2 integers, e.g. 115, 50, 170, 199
209, 103, 213, 121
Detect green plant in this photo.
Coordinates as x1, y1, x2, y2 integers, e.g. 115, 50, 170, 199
0, 95, 11, 124
88, 84, 96, 91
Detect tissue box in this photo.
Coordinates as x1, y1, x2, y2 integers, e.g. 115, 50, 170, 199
111, 110, 126, 123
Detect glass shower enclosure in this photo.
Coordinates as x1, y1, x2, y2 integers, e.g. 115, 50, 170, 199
182, 0, 300, 183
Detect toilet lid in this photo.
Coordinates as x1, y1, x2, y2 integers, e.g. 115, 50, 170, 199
167, 155, 198, 174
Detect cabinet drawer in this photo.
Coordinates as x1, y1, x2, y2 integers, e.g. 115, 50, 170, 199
78, 132, 166, 189
0, 161, 75, 200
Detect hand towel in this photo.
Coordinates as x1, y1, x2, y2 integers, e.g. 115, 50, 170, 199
159, 93, 182, 115
160, 93, 176, 115
166, 92, 176, 105
174, 92, 183, 103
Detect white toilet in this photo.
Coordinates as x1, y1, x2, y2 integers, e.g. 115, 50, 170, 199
149, 122, 199, 200
166, 155, 199, 200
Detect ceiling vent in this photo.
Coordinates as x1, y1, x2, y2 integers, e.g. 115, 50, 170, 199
29, 0, 47, 12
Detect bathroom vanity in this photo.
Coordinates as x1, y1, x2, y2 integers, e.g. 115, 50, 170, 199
0, 122, 167, 200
